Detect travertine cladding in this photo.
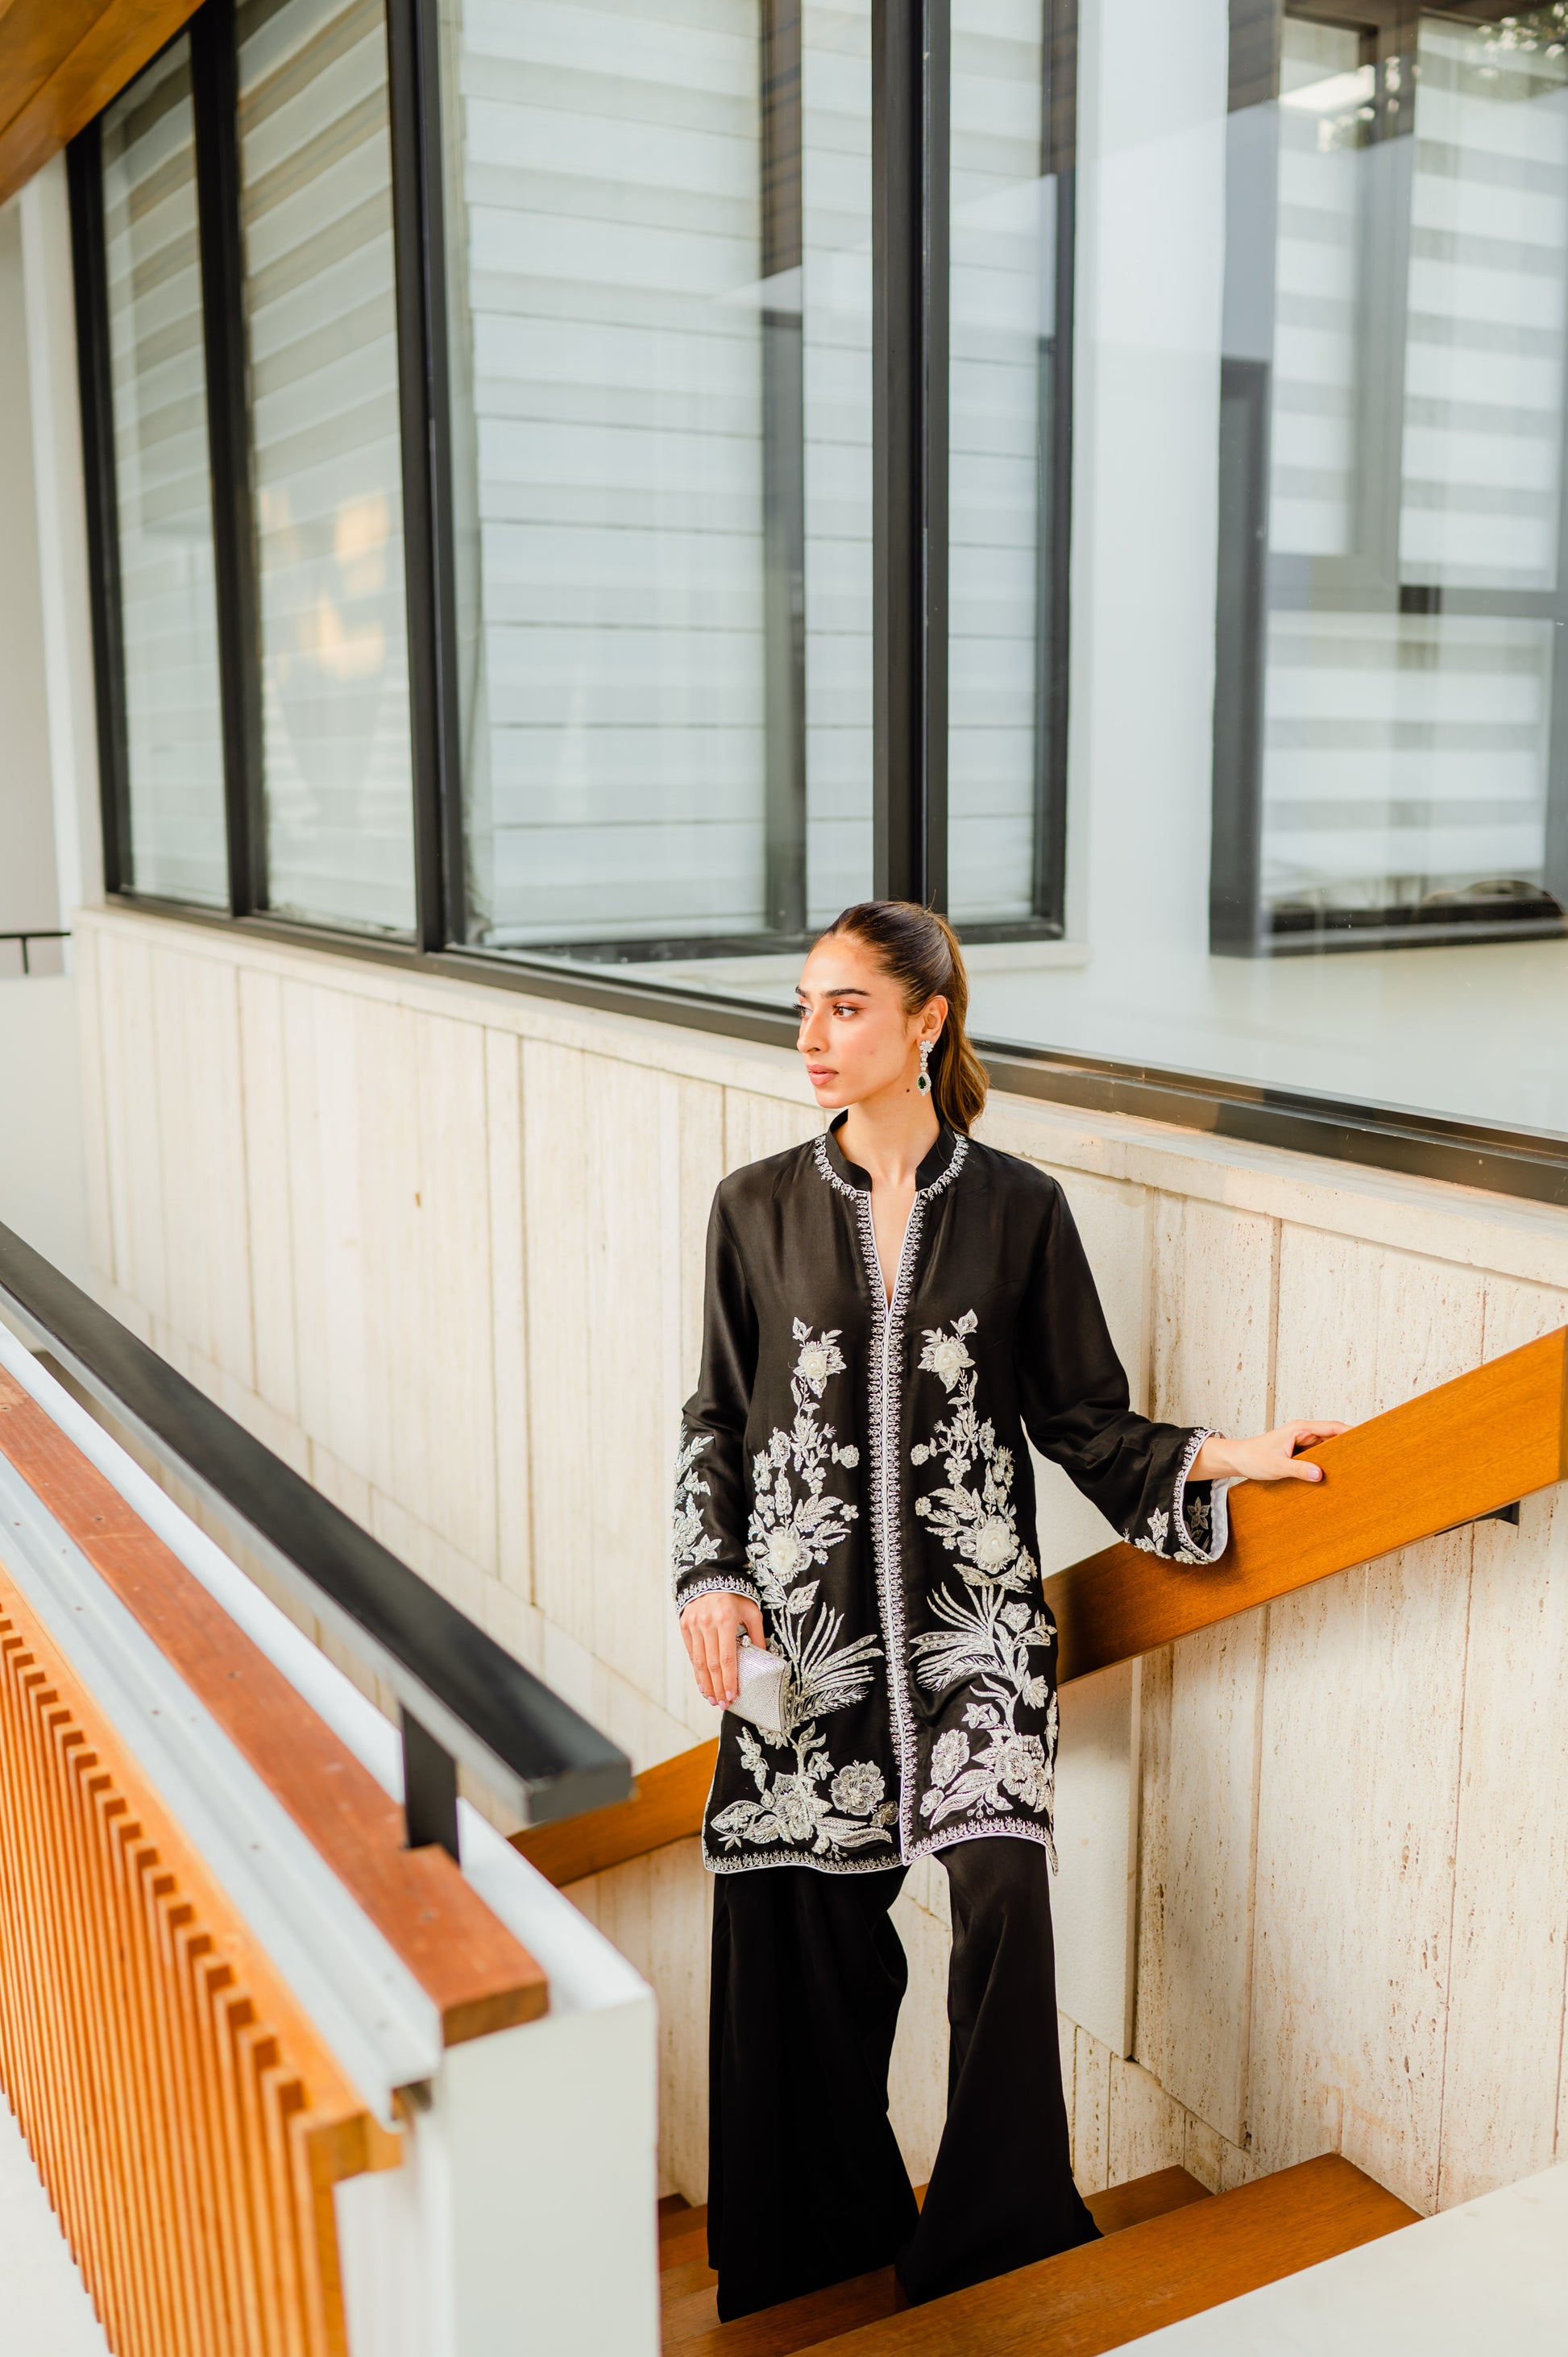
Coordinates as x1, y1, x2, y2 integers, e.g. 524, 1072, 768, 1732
71, 907, 1568, 2210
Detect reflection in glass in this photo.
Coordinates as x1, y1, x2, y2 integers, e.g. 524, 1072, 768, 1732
948, 1, 1065, 930
438, 0, 873, 963
101, 38, 228, 907
1217, 5, 1568, 952
237, 0, 415, 933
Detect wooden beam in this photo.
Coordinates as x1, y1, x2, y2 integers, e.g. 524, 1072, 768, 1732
512, 1738, 720, 1887
512, 1326, 1568, 1888
0, 1, 205, 210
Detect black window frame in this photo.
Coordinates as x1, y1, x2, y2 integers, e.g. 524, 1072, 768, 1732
70, 0, 1075, 951
64, 0, 1568, 1209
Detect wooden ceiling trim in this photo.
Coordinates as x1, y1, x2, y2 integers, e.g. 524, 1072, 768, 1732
0, 1, 205, 210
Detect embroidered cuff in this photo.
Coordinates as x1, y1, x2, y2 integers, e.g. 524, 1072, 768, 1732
1130, 1428, 1234, 1566
675, 1575, 763, 1616
1172, 1425, 1232, 1563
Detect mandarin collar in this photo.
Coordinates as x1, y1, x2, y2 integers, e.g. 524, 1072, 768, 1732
823, 1113, 960, 1194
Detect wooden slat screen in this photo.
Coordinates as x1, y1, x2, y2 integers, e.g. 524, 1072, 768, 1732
0, 1557, 396, 2357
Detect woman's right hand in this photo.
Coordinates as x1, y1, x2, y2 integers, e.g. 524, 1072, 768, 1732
681, 1591, 767, 1709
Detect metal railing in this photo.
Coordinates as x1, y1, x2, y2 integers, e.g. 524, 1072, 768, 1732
0, 929, 69, 977
0, 1217, 631, 1857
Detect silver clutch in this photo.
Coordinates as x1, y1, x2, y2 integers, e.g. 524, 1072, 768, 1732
727, 1635, 787, 1737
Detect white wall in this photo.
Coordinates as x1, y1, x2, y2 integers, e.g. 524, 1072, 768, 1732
0, 979, 91, 1285
0, 166, 94, 1291
19, 153, 103, 927
0, 176, 90, 1286
0, 201, 59, 937
71, 904, 1568, 2218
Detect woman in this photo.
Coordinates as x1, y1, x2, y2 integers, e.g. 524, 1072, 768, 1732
674, 902, 1342, 2322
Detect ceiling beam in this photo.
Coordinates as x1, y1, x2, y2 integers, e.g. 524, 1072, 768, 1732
0, 1, 205, 210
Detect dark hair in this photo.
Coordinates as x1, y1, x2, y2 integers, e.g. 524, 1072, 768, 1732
819, 901, 989, 1134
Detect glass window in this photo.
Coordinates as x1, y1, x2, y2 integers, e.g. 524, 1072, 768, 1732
101, 36, 229, 907
236, 0, 416, 934
957, 0, 1568, 1142
947, 0, 1068, 934
437, 0, 874, 973
79, 0, 1566, 1154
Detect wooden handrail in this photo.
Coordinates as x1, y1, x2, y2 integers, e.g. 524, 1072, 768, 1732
512, 1326, 1568, 1888
512, 1741, 722, 1887
1045, 1322, 1568, 1679
0, 1374, 549, 2044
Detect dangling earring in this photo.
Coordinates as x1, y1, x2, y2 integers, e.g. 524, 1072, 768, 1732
916, 1040, 932, 1096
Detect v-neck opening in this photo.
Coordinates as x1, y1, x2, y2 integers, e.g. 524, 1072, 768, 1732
869, 1215, 911, 1314
822, 1111, 959, 1197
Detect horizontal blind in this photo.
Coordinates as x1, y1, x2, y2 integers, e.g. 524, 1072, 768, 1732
443, 0, 875, 952
1256, 10, 1563, 925
449, 0, 769, 948
1260, 612, 1553, 910
1402, 19, 1568, 592
101, 38, 229, 907
1268, 21, 1364, 561
237, 0, 416, 934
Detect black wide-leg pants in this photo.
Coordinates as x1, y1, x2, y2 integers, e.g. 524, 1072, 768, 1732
706, 1836, 1098, 2322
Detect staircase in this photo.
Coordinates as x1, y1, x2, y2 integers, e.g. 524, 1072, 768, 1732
657, 2155, 1417, 2355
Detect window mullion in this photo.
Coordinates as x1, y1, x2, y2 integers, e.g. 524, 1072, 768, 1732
386, 0, 463, 955
190, 0, 265, 918
872, 0, 949, 911
1034, 0, 1076, 930
66, 122, 133, 901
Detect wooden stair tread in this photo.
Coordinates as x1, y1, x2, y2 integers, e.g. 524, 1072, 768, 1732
1085, 2166, 1209, 2239
664, 2267, 901, 2357
662, 2165, 1213, 2357
662, 2197, 709, 2244
789, 2153, 1417, 2356
664, 2257, 720, 2301
663, 2226, 714, 2275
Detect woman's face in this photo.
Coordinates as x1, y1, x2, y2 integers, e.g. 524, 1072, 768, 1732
794, 933, 945, 1111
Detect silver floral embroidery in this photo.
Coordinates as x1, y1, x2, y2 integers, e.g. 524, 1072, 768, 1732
725, 1123, 979, 1876
709, 1322, 893, 1861
911, 1311, 1037, 1591
1131, 1425, 1228, 1566
672, 1432, 725, 1600
907, 1312, 1059, 1859
812, 1131, 860, 1197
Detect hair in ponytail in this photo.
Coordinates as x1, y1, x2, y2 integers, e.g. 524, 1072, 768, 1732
820, 901, 989, 1135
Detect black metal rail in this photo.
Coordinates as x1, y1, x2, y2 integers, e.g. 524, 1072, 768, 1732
0, 1220, 631, 1859
0, 932, 71, 976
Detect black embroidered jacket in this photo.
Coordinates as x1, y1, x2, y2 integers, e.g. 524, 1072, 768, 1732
672, 1119, 1228, 1875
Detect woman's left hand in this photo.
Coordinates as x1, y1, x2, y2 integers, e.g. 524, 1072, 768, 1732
1192, 1421, 1348, 1485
